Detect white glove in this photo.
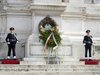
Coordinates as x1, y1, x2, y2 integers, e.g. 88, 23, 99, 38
83, 43, 86, 45
17, 41, 19, 43
7, 42, 10, 44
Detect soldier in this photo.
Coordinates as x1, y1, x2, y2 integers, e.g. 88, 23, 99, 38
83, 30, 93, 59
6, 27, 18, 59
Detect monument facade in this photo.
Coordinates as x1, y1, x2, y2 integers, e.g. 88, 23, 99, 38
0, 0, 100, 64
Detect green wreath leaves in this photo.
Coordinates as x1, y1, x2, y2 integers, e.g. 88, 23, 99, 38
39, 16, 61, 48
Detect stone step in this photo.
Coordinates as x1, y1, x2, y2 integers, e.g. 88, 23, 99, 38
0, 65, 100, 71
0, 64, 100, 75
0, 72, 100, 75
20, 61, 84, 65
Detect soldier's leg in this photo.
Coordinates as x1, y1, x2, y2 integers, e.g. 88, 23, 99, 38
89, 46, 92, 57
85, 45, 88, 57
7, 45, 12, 57
12, 44, 16, 57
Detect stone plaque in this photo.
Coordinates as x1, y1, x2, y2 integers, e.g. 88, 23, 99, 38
29, 44, 72, 57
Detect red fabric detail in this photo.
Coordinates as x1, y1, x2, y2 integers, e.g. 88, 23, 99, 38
85, 60, 99, 65
1, 59, 20, 64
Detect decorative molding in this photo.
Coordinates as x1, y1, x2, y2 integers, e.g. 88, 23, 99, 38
6, 12, 31, 16
62, 12, 100, 20
5, 7, 30, 12
30, 4, 66, 11
0, 12, 6, 16
29, 4, 66, 15
3, 2, 66, 15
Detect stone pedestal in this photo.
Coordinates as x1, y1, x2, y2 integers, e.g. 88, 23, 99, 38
23, 1, 67, 64
24, 34, 85, 64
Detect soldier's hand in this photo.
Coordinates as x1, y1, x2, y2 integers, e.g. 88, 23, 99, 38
83, 43, 86, 45
17, 41, 19, 43
7, 42, 10, 44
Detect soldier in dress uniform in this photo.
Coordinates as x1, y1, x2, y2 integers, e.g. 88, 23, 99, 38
6, 27, 18, 59
83, 30, 93, 59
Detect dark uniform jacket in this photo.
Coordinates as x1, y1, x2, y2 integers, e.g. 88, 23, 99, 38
6, 33, 17, 45
83, 35, 93, 46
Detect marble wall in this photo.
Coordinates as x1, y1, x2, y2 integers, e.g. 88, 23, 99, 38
84, 19, 100, 37
62, 18, 83, 33
0, 0, 100, 60
0, 0, 32, 58
0, 15, 32, 58
7, 15, 32, 33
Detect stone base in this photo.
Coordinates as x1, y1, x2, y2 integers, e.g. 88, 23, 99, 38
20, 61, 84, 65
23, 57, 46, 65
23, 56, 80, 65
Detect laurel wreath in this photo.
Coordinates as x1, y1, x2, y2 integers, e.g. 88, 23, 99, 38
38, 16, 61, 48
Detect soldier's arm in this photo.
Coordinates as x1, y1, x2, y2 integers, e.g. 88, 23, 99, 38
5, 33, 9, 42
5, 33, 10, 44
83, 36, 86, 43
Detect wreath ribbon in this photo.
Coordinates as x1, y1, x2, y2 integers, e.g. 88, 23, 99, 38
44, 32, 59, 64
44, 32, 58, 52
